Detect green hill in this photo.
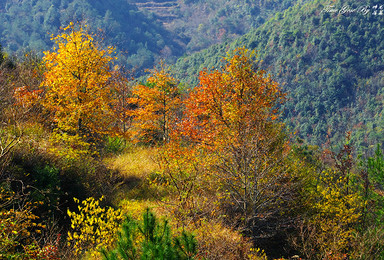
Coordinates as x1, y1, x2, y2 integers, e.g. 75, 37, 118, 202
0, 0, 301, 72
0, 0, 183, 72
173, 0, 384, 152
145, 0, 303, 52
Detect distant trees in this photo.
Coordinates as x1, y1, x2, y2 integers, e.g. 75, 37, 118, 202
0, 0, 182, 72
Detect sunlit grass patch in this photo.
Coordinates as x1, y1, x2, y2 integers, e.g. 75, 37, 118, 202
119, 199, 158, 219
104, 146, 170, 202
104, 146, 159, 179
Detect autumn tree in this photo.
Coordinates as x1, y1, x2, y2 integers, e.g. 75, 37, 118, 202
113, 67, 134, 135
177, 47, 292, 237
128, 65, 181, 144
41, 22, 120, 140
11, 53, 46, 122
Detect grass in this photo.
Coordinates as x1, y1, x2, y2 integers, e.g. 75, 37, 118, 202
104, 146, 169, 203
104, 146, 159, 179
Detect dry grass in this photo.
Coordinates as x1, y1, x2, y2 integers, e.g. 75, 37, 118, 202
104, 146, 159, 179
104, 146, 167, 202
104, 146, 264, 259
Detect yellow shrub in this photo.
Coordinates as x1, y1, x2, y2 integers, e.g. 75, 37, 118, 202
0, 189, 47, 259
311, 170, 365, 259
49, 130, 96, 162
67, 196, 124, 258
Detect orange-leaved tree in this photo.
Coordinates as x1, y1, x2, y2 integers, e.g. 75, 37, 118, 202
11, 53, 46, 121
179, 47, 291, 235
128, 65, 181, 144
41, 22, 120, 140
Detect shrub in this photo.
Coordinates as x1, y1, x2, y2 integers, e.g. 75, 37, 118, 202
0, 188, 59, 259
292, 169, 365, 259
67, 196, 125, 258
101, 208, 198, 260
103, 136, 129, 155
191, 219, 257, 260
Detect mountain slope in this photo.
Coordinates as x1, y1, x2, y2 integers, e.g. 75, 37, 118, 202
173, 0, 384, 151
0, 0, 183, 72
129, 0, 303, 53
0, 0, 302, 72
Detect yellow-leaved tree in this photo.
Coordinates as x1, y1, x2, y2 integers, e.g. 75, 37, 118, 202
41, 22, 120, 142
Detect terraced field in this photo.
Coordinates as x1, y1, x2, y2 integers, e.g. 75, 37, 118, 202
131, 0, 180, 27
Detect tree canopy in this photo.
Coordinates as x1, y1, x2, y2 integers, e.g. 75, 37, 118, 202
41, 22, 119, 138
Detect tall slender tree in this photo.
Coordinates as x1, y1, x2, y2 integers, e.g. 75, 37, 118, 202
128, 65, 181, 144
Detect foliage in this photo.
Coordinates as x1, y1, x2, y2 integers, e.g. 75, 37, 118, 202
358, 144, 384, 224
101, 208, 198, 260
48, 130, 95, 162
312, 170, 364, 259
41, 22, 119, 139
292, 164, 366, 259
173, 0, 384, 149
67, 196, 125, 258
0, 188, 59, 260
0, 0, 183, 72
128, 65, 181, 144
290, 136, 370, 259
11, 52, 46, 122
365, 144, 384, 191
0, 51, 44, 126
179, 47, 291, 237
1, 121, 126, 257
168, 0, 299, 53
104, 136, 129, 155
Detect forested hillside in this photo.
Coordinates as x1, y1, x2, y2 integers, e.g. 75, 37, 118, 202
0, 0, 300, 72
130, 0, 302, 52
0, 0, 183, 72
174, 0, 384, 151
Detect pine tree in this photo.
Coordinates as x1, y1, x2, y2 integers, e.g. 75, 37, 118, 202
101, 209, 198, 260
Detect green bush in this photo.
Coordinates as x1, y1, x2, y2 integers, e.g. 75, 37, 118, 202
104, 136, 129, 155
101, 208, 198, 260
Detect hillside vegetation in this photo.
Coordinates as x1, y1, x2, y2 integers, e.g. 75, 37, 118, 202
0, 0, 183, 72
1, 0, 384, 259
133, 0, 303, 52
0, 0, 301, 72
173, 0, 384, 150
1, 24, 384, 258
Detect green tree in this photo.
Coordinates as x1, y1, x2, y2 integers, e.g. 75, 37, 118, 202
101, 209, 198, 260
